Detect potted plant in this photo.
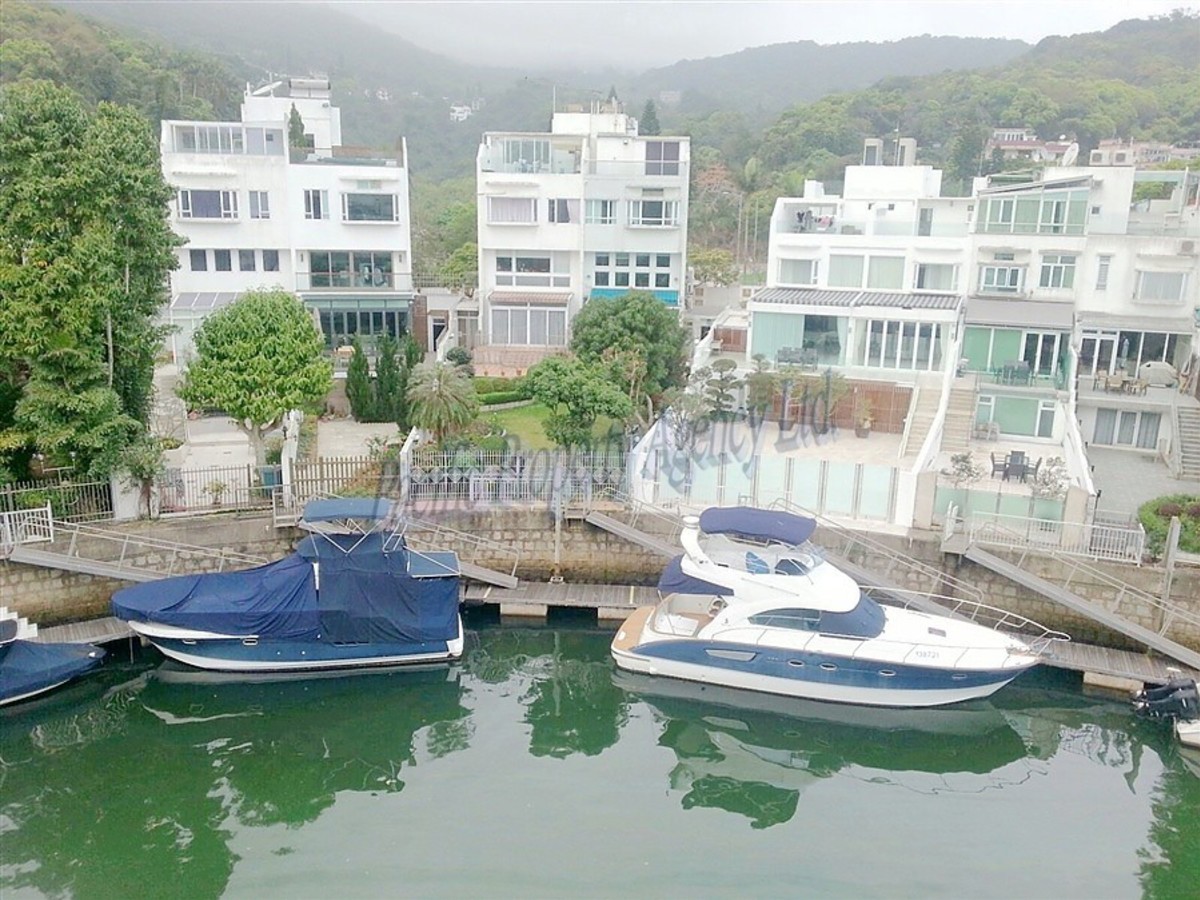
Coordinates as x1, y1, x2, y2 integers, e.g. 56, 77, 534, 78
205, 479, 228, 507
854, 394, 874, 439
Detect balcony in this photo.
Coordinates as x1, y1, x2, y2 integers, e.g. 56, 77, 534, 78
297, 272, 413, 292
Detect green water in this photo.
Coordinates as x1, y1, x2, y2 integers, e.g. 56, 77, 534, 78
2, 623, 1198, 899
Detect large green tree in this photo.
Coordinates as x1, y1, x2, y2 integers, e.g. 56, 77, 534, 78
525, 356, 632, 449
0, 81, 179, 479
406, 361, 478, 447
570, 291, 690, 413
178, 290, 332, 465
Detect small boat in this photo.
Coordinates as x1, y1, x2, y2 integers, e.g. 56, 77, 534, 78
1132, 677, 1200, 751
0, 615, 105, 706
111, 498, 463, 672
611, 506, 1067, 708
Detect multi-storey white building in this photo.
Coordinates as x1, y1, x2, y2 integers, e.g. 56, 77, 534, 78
473, 101, 689, 374
160, 77, 413, 361
674, 148, 1200, 528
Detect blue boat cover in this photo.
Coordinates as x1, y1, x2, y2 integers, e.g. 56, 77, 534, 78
303, 497, 394, 522
698, 507, 817, 545
112, 533, 460, 644
657, 555, 732, 596
0, 640, 105, 704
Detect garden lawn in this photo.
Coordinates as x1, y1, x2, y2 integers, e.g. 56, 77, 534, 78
483, 403, 622, 452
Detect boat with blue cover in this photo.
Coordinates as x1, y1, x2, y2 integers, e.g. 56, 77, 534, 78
0, 616, 105, 706
112, 499, 463, 672
611, 506, 1068, 708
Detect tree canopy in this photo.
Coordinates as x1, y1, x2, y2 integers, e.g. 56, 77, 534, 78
0, 80, 180, 479
570, 292, 690, 410
524, 356, 631, 449
178, 290, 332, 465
406, 361, 478, 447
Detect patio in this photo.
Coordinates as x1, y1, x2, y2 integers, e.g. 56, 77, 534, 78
1087, 446, 1200, 516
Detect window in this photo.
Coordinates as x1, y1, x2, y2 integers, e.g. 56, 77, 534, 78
309, 251, 392, 288
593, 251, 672, 293
263, 249, 280, 272
249, 191, 270, 219
656, 254, 670, 268
635, 272, 650, 288
1096, 255, 1111, 290
494, 253, 569, 288
172, 125, 283, 156
342, 193, 398, 222
1039, 254, 1076, 289
748, 609, 822, 631
627, 199, 678, 226
645, 140, 681, 176
189, 249, 207, 271
914, 263, 957, 291
487, 196, 537, 224
304, 189, 329, 220
490, 306, 568, 346
1094, 408, 1161, 449
828, 254, 864, 288
980, 265, 1024, 294
585, 199, 615, 224
986, 198, 1014, 229
866, 256, 905, 290
178, 189, 237, 219
547, 198, 579, 224
1037, 400, 1056, 439
655, 272, 671, 288
978, 189, 1087, 235
779, 258, 817, 285
499, 138, 550, 172
238, 249, 256, 271
636, 254, 651, 268
214, 249, 232, 272
1136, 271, 1186, 304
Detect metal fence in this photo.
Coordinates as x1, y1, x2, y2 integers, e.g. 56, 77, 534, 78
407, 450, 627, 507
0, 478, 113, 523
967, 511, 1147, 564
156, 463, 281, 515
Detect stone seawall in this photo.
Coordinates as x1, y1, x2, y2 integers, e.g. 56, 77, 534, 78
3, 508, 1198, 653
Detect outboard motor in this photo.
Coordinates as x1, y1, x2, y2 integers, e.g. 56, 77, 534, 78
1132, 678, 1200, 722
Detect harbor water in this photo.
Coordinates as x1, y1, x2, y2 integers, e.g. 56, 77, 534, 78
2, 621, 1198, 899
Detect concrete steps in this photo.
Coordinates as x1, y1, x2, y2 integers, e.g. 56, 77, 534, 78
902, 389, 941, 459
1177, 407, 1200, 480
941, 386, 977, 454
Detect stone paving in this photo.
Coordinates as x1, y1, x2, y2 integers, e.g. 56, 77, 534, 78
1087, 446, 1200, 516
315, 418, 405, 458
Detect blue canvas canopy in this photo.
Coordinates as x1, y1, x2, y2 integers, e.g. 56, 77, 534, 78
698, 507, 817, 545
303, 497, 394, 522
657, 556, 732, 597
113, 533, 460, 644
0, 640, 105, 704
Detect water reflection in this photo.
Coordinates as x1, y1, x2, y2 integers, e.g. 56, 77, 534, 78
0, 662, 469, 900
615, 672, 1033, 829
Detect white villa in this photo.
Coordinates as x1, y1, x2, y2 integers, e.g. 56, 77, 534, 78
470, 100, 690, 375
160, 76, 414, 362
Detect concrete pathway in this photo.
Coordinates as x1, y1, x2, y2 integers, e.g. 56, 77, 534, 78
316, 418, 406, 458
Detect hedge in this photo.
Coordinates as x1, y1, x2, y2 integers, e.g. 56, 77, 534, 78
1137, 493, 1200, 557
479, 390, 529, 406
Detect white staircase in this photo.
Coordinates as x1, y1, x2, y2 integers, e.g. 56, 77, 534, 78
901, 388, 941, 459
941, 383, 977, 454
0, 607, 37, 640
1177, 405, 1200, 480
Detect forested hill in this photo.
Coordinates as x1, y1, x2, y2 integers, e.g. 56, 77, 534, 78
0, 1, 241, 121
630, 35, 1029, 121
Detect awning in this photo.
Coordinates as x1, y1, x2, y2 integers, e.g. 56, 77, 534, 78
698, 507, 818, 545
487, 291, 571, 306
966, 298, 1074, 330
750, 287, 959, 311
1078, 312, 1196, 334
303, 498, 395, 522
169, 291, 243, 311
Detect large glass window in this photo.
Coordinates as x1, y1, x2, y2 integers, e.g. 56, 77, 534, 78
342, 193, 398, 222
495, 253, 569, 288
627, 200, 679, 226
979, 265, 1024, 294
1039, 254, 1076, 289
827, 255, 864, 288
593, 251, 671, 293
500, 139, 550, 172
214, 249, 232, 272
249, 190, 270, 219
645, 140, 681, 176
179, 189, 237, 219
172, 125, 281, 155
238, 249, 256, 271
1136, 271, 1186, 304
866, 256, 905, 290
779, 258, 817, 285
585, 199, 615, 224
490, 306, 568, 346
978, 189, 1088, 235
547, 198, 579, 224
488, 197, 538, 224
189, 249, 207, 271
914, 263, 957, 291
308, 251, 394, 288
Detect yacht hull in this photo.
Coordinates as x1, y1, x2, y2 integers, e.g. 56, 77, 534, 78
612, 641, 1031, 708
129, 619, 464, 673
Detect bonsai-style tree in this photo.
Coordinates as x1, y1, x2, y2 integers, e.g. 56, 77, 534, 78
744, 355, 778, 419
178, 290, 332, 466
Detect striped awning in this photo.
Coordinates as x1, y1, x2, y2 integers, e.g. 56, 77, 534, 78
487, 291, 571, 306
749, 287, 960, 311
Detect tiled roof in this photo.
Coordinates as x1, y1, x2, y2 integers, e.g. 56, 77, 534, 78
487, 291, 572, 306
749, 287, 960, 311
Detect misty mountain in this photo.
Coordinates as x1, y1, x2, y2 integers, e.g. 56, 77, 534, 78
628, 35, 1030, 121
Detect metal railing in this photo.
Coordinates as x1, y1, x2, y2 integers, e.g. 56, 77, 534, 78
0, 504, 55, 554
37, 519, 267, 576
395, 516, 521, 579
0, 478, 113, 523
157, 463, 280, 516
968, 512, 1145, 564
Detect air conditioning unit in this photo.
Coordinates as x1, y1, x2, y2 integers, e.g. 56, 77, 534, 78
1181, 240, 1197, 255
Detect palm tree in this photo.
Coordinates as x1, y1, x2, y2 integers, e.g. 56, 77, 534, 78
406, 361, 478, 446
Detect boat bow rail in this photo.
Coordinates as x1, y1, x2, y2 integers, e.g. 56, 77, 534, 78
861, 587, 1072, 656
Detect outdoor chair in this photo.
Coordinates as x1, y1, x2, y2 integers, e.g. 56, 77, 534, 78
990, 452, 1006, 478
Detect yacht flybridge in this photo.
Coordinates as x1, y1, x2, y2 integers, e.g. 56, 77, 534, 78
611, 507, 1068, 708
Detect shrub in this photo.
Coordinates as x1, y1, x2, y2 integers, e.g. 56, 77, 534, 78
473, 376, 530, 398
1138, 494, 1200, 558
1187, 503, 1200, 519
479, 390, 528, 406
1157, 502, 1184, 518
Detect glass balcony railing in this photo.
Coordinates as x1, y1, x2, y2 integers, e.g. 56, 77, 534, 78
297, 272, 413, 292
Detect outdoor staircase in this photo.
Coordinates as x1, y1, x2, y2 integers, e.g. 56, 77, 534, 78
941, 383, 976, 454
583, 510, 679, 558
0, 606, 38, 640
1176, 405, 1200, 480
901, 388, 940, 460
399, 517, 521, 589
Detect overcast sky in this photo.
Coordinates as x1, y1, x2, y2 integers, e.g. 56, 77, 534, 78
338, 0, 1190, 70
